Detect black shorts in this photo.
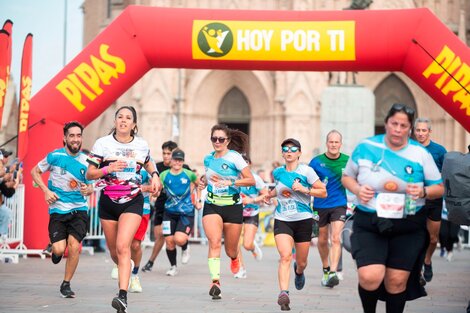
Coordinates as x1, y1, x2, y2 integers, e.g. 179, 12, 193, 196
202, 202, 243, 224
351, 210, 427, 271
274, 218, 313, 243
48, 211, 89, 244
153, 205, 165, 226
162, 212, 194, 236
425, 198, 443, 222
99, 192, 144, 221
243, 214, 259, 227
318, 206, 347, 227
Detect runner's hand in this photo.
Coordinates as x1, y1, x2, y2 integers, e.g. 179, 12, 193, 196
108, 160, 127, 173
45, 189, 59, 204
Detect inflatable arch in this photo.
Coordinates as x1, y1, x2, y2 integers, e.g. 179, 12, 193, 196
25, 6, 470, 248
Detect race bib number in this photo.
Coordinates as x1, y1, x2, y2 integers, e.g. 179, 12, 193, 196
115, 160, 137, 180
279, 199, 298, 216
376, 193, 405, 219
213, 185, 229, 196
162, 220, 171, 235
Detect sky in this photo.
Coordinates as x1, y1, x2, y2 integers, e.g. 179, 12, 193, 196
1, 0, 84, 96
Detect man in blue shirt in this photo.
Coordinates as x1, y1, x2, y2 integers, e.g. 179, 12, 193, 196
31, 121, 93, 298
414, 117, 447, 285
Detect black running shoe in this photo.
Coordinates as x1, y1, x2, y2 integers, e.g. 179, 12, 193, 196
209, 281, 221, 300
141, 261, 153, 272
60, 283, 76, 298
51, 253, 62, 264
112, 296, 127, 313
423, 263, 433, 282
293, 262, 305, 290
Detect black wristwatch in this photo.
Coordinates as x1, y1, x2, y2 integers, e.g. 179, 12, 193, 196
421, 187, 427, 199
151, 171, 159, 178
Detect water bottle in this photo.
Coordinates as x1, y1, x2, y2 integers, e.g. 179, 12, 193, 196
405, 178, 416, 216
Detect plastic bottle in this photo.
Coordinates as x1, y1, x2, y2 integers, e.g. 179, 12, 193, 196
405, 178, 416, 216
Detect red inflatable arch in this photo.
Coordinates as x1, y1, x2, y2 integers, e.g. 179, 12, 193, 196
25, 6, 470, 248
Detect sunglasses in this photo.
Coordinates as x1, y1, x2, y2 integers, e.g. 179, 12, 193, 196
210, 136, 228, 143
282, 146, 300, 153
391, 103, 415, 116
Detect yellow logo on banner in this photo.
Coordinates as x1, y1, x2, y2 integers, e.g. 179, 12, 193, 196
422, 45, 470, 116
193, 20, 356, 61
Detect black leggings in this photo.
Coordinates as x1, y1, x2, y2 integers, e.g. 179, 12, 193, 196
439, 219, 460, 251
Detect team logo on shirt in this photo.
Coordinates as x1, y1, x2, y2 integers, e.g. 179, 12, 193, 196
221, 163, 229, 170
115, 148, 135, 158
281, 189, 292, 198
180, 178, 188, 184
293, 178, 300, 183
69, 179, 78, 189
383, 180, 398, 192
405, 166, 414, 175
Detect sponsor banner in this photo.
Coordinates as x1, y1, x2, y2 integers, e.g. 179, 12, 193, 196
17, 34, 33, 161
0, 20, 13, 129
192, 20, 356, 61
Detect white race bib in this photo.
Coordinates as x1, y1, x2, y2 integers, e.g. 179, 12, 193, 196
279, 199, 298, 216
115, 160, 137, 180
162, 220, 171, 235
213, 185, 229, 196
376, 193, 405, 219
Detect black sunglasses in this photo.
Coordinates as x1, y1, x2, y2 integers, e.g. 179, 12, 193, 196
391, 103, 415, 116
210, 136, 228, 143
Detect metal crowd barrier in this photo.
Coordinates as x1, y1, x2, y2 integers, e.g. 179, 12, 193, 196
0, 184, 45, 262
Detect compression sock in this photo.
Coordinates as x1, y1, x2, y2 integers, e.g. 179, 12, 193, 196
358, 284, 380, 313
385, 290, 407, 313
208, 257, 220, 281
181, 242, 188, 251
166, 248, 177, 266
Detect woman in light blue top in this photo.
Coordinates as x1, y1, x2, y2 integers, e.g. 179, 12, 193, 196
202, 124, 255, 300
266, 138, 326, 311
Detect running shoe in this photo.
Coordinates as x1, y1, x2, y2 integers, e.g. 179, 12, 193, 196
129, 275, 142, 293
209, 281, 222, 300
166, 265, 178, 276
181, 245, 190, 264
277, 290, 290, 311
60, 282, 76, 298
321, 269, 329, 287
293, 262, 305, 290
419, 274, 427, 287
141, 260, 153, 272
112, 296, 127, 313
230, 257, 240, 274
440, 248, 446, 257
252, 241, 263, 261
51, 253, 62, 265
325, 272, 339, 288
43, 243, 52, 257
234, 267, 247, 279
423, 263, 433, 282
337, 271, 344, 281
111, 264, 118, 280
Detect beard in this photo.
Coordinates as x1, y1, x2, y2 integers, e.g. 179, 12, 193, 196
66, 142, 81, 154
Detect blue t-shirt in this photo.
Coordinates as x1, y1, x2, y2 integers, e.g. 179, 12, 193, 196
204, 150, 248, 205
344, 135, 442, 214
37, 148, 91, 214
160, 168, 197, 216
309, 153, 349, 209
424, 140, 447, 172
240, 172, 266, 217
273, 164, 319, 222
